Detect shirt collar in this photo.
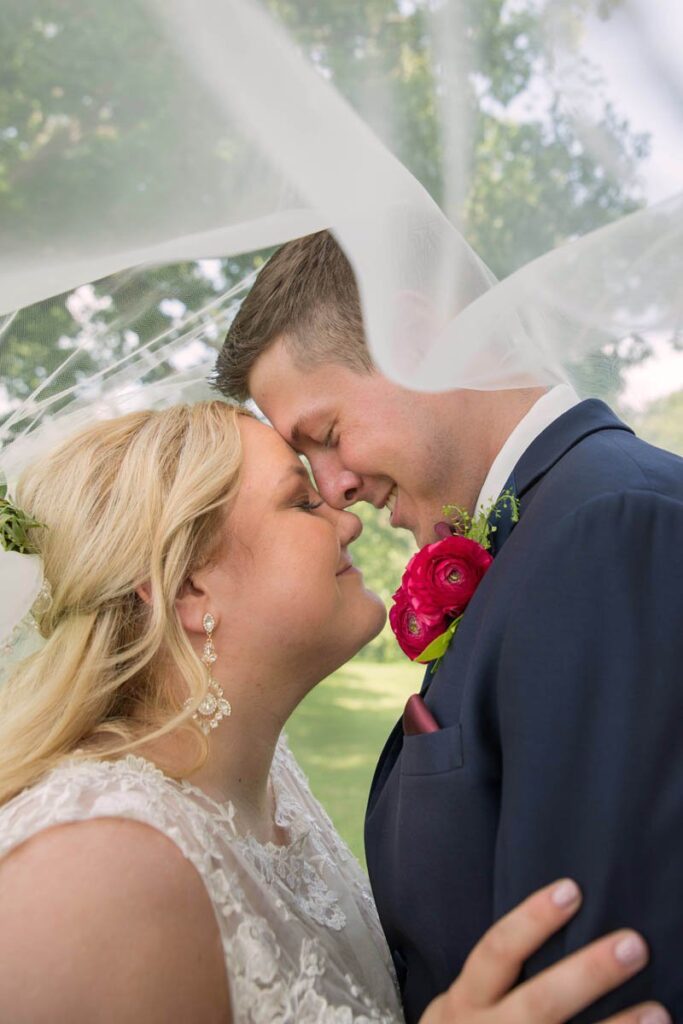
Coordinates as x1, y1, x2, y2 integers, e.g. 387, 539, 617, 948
475, 384, 580, 514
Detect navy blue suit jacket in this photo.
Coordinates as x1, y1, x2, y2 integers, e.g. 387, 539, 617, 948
365, 400, 683, 1023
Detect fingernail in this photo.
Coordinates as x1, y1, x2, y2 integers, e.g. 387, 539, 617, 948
614, 932, 648, 967
551, 879, 581, 907
639, 1009, 671, 1024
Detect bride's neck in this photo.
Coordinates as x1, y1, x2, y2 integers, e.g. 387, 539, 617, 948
192, 703, 285, 821
137, 672, 293, 840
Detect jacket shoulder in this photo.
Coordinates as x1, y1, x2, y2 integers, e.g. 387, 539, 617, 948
526, 425, 683, 522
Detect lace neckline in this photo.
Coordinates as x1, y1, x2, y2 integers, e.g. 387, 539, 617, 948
106, 745, 305, 851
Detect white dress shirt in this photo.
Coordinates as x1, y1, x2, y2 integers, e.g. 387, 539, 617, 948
475, 384, 580, 514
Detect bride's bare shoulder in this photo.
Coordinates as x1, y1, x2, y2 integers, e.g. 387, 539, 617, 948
0, 817, 232, 1023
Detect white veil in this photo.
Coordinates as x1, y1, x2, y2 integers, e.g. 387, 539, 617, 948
1, 0, 682, 644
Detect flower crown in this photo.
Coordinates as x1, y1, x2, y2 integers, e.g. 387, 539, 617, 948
0, 476, 50, 656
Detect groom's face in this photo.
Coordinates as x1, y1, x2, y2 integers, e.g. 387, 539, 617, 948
249, 339, 472, 549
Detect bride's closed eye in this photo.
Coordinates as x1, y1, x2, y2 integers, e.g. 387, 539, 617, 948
295, 495, 325, 513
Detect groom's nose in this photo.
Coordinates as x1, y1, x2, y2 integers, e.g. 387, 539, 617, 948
310, 458, 363, 509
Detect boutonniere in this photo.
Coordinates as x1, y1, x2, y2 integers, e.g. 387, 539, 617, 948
389, 490, 519, 668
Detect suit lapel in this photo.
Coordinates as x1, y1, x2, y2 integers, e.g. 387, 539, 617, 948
489, 400, 633, 556
513, 399, 633, 500
366, 716, 404, 817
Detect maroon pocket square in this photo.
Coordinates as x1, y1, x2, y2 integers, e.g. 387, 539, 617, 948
403, 694, 440, 736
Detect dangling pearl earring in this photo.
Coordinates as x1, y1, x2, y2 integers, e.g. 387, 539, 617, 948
185, 612, 232, 734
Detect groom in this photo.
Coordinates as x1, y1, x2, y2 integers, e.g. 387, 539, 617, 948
215, 230, 683, 1022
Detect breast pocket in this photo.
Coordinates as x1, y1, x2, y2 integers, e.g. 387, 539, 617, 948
400, 723, 464, 776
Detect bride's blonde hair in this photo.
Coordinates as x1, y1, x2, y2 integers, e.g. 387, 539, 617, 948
0, 400, 245, 806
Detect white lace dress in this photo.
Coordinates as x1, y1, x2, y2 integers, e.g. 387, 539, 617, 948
0, 735, 403, 1023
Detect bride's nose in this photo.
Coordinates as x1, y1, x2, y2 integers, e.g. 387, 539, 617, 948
335, 507, 363, 548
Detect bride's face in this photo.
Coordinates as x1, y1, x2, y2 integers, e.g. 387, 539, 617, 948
186, 416, 386, 689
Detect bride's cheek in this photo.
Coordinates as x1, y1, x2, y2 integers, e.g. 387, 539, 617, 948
271, 557, 330, 616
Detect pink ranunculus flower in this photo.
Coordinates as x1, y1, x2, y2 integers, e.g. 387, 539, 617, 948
388, 587, 448, 661
402, 534, 493, 619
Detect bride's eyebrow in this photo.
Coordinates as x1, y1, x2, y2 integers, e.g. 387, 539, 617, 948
277, 464, 315, 489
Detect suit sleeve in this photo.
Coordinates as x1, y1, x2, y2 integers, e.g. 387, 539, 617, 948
493, 489, 683, 1020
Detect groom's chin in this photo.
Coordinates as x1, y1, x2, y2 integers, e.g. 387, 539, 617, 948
391, 519, 421, 545
409, 524, 431, 549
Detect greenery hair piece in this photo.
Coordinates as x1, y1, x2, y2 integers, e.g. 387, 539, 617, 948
0, 477, 45, 555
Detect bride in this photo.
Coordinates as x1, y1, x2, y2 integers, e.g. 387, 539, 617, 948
0, 401, 662, 1023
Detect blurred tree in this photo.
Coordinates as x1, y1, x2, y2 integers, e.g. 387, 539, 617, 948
633, 391, 683, 456
267, 0, 648, 274
1, 0, 647, 401
0, 0, 657, 661
0, 0, 268, 411
353, 503, 416, 661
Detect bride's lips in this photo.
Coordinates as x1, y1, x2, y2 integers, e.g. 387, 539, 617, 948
336, 560, 358, 576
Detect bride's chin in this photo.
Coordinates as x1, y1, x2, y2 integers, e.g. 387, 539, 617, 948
292, 593, 388, 689
315, 599, 387, 679
347, 595, 388, 657
365, 604, 388, 641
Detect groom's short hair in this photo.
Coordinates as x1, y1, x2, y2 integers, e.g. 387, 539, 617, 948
214, 230, 372, 402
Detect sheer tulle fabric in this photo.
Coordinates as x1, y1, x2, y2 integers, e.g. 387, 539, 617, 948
0, 0, 681, 648
1, 0, 680, 416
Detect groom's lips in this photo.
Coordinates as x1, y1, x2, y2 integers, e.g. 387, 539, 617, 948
389, 495, 404, 529
379, 485, 395, 509
382, 484, 400, 523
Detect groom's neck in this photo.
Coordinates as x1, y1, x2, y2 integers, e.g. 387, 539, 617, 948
442, 386, 546, 515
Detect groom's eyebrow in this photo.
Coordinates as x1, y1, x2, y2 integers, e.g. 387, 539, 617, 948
290, 411, 325, 446
290, 418, 308, 446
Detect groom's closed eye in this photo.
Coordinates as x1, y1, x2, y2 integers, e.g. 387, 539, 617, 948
320, 426, 338, 449
290, 414, 338, 451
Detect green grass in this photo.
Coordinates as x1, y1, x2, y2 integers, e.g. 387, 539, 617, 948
286, 659, 423, 865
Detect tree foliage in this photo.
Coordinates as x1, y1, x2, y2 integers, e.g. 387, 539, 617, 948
1, 0, 647, 407
0, 1, 664, 659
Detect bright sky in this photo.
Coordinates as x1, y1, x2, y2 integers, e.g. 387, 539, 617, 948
621, 337, 683, 412
582, 0, 682, 410
582, 0, 683, 205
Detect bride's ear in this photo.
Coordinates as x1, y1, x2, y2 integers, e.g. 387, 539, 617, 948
136, 582, 153, 606
135, 577, 214, 637
174, 573, 218, 636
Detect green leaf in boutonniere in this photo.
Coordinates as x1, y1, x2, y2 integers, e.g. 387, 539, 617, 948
415, 616, 462, 666
442, 488, 519, 552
